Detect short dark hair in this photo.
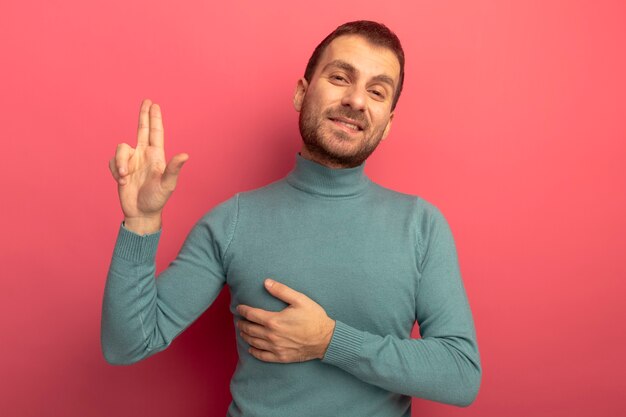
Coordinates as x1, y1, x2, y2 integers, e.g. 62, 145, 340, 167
304, 20, 405, 111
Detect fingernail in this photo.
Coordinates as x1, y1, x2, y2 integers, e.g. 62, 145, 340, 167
119, 167, 126, 175
265, 279, 274, 288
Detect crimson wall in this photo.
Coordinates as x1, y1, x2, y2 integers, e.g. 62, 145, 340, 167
1, 1, 624, 416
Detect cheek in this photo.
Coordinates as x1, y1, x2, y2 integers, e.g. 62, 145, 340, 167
310, 86, 343, 107
372, 111, 391, 129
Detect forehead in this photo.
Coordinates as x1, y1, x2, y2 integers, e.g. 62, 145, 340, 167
315, 35, 400, 83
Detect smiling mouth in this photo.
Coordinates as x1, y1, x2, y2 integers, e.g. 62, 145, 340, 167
328, 117, 364, 132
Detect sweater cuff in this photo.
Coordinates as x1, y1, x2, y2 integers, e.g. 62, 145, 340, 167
112, 221, 162, 263
321, 319, 364, 369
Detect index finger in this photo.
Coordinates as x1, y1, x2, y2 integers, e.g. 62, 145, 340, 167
237, 304, 275, 326
149, 103, 164, 148
137, 98, 151, 147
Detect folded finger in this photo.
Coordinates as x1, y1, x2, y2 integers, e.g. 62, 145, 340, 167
109, 158, 125, 184
115, 143, 134, 177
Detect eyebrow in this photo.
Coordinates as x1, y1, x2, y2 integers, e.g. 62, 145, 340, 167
322, 59, 396, 90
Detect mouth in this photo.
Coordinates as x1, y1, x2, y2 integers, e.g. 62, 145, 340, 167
328, 117, 364, 133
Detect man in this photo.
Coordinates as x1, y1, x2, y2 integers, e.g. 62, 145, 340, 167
102, 20, 482, 416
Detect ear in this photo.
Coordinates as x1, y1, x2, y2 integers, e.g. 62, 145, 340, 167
293, 77, 308, 112
381, 111, 394, 141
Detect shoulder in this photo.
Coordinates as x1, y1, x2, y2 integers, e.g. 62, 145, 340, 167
199, 193, 240, 222
368, 181, 445, 220
189, 193, 240, 247
194, 177, 286, 231
370, 181, 453, 245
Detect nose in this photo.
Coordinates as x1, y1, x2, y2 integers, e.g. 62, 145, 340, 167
340, 85, 366, 111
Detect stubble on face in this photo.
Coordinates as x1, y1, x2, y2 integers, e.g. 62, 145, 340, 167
298, 92, 388, 168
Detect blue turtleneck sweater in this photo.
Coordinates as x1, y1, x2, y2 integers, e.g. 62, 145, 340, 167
101, 152, 482, 416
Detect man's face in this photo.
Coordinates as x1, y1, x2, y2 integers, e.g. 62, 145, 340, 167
294, 34, 401, 168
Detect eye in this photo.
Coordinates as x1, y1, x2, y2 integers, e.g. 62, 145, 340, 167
330, 75, 348, 82
370, 90, 385, 99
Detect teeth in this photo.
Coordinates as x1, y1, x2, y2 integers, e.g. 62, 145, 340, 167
337, 120, 359, 130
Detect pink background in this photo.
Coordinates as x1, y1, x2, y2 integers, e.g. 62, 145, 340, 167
1, 1, 625, 416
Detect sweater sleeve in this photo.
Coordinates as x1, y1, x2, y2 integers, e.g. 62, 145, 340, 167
100, 194, 239, 365
320, 203, 482, 407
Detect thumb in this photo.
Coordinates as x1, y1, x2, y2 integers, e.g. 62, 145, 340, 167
264, 279, 304, 306
161, 153, 189, 192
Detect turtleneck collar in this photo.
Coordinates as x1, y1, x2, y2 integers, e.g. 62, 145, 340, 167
285, 152, 371, 198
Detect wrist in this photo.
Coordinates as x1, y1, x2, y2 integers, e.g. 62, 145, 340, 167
319, 318, 336, 359
123, 215, 162, 235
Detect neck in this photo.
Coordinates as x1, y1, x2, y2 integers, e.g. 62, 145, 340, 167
285, 152, 370, 198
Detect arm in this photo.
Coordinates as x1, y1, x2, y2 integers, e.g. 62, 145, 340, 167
100, 194, 239, 365
321, 204, 482, 407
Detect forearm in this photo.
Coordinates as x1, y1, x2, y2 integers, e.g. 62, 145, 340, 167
100, 223, 168, 365
322, 320, 481, 407
101, 203, 234, 365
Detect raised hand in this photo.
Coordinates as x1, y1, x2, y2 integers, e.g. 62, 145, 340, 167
109, 99, 189, 234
